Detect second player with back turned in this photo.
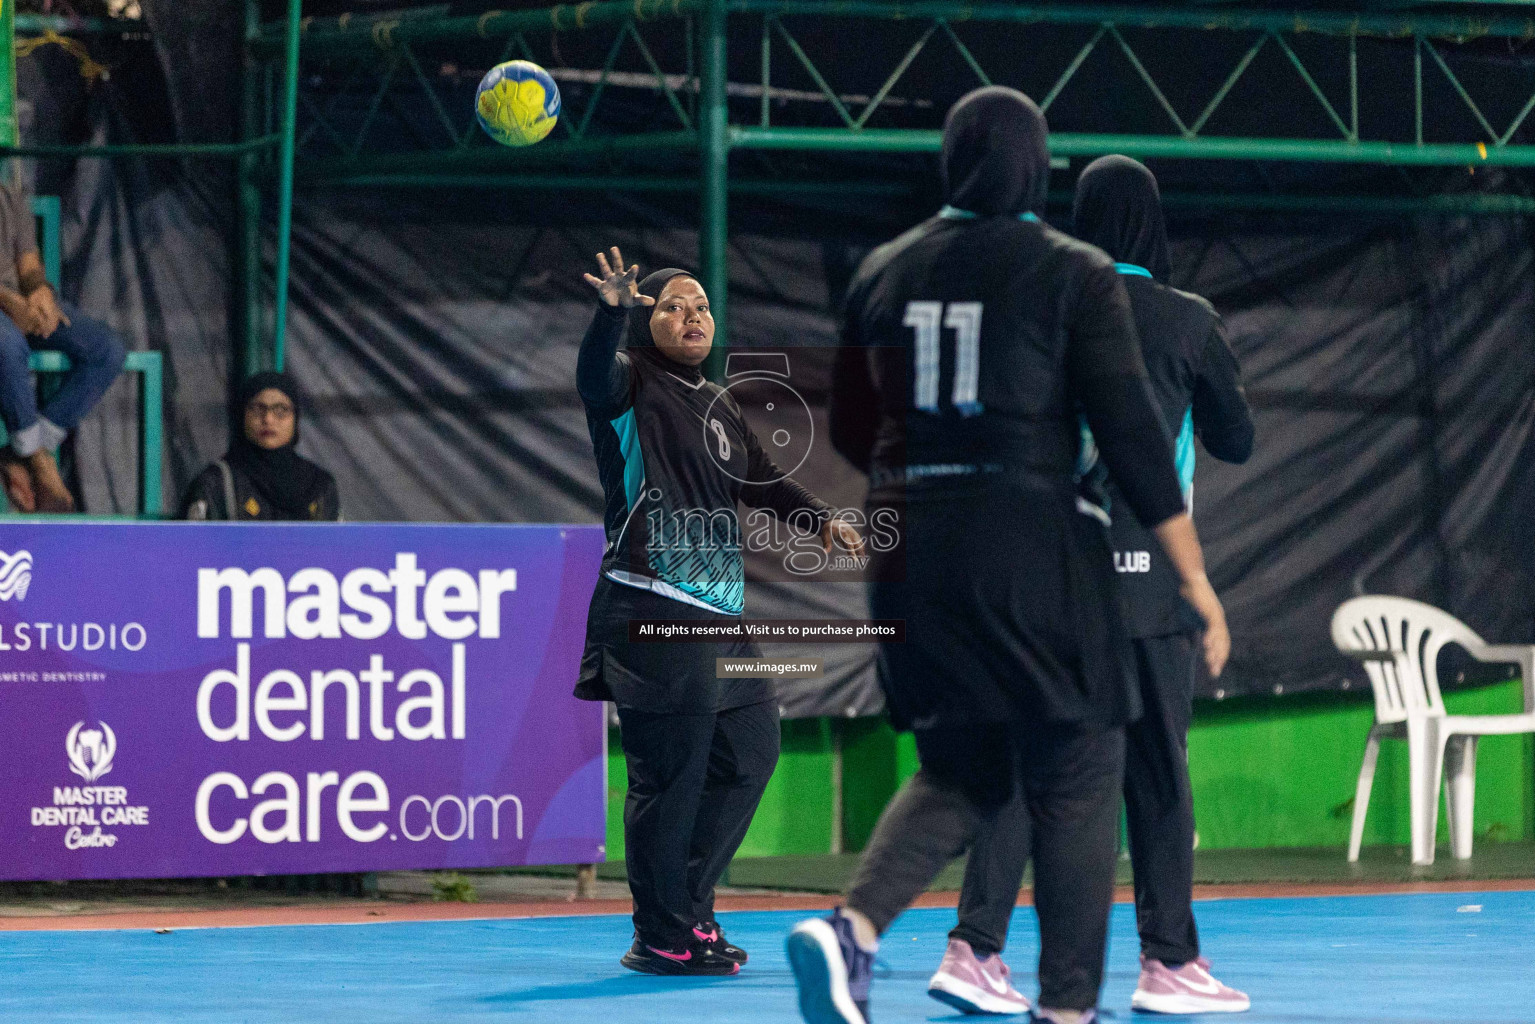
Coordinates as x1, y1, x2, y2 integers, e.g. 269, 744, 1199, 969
787, 86, 1231, 1024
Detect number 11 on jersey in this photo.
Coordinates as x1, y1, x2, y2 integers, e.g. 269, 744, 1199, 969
904, 301, 984, 416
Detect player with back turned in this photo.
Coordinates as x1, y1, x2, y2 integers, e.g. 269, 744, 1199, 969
926, 155, 1256, 1017
787, 87, 1231, 1024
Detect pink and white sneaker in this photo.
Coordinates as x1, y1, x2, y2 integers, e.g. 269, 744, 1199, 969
926, 938, 1030, 1015
1131, 956, 1249, 1014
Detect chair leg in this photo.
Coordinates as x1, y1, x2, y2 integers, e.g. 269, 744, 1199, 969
1348, 730, 1381, 862
1405, 716, 1444, 866
1444, 734, 1478, 861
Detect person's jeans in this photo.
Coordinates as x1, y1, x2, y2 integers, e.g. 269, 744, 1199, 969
0, 301, 126, 456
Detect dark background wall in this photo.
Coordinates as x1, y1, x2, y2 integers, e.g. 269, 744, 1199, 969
22, 4, 1535, 713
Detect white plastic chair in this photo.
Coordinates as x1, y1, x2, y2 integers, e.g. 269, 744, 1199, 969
1330, 595, 1535, 866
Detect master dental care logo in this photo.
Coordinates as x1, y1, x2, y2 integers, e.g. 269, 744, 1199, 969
67, 720, 116, 782
0, 549, 33, 601
31, 720, 151, 850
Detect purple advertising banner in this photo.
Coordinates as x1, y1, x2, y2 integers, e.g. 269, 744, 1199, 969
0, 521, 607, 880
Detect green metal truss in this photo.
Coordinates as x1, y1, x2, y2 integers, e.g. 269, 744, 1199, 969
254, 1, 1535, 375
273, 0, 1535, 171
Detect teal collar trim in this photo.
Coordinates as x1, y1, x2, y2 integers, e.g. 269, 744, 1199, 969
1114, 262, 1152, 278
939, 206, 1040, 223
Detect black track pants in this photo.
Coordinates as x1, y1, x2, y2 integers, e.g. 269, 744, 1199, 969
1122, 632, 1200, 964
616, 699, 780, 948
846, 720, 1125, 1011
951, 632, 1202, 967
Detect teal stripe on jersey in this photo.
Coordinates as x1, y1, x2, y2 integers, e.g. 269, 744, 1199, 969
610, 409, 644, 511
1114, 262, 1152, 278
939, 205, 1040, 223
1174, 406, 1196, 495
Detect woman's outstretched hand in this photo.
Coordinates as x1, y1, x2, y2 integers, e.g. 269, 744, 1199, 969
583, 246, 654, 309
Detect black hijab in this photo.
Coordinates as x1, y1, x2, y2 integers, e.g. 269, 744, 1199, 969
627, 267, 705, 382
1072, 155, 1172, 282
941, 86, 1050, 217
227, 371, 329, 519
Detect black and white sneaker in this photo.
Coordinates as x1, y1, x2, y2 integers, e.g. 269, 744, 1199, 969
694, 921, 748, 964
620, 935, 740, 976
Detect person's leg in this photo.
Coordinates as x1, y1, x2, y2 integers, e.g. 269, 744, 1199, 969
35, 303, 125, 435
1126, 634, 1249, 1012
1123, 633, 1199, 965
844, 724, 1013, 938
1025, 720, 1126, 1015
791, 725, 1011, 1024
615, 705, 716, 950
0, 316, 40, 448
0, 318, 38, 510
0, 316, 72, 511
925, 781, 1033, 1016
686, 698, 781, 931
949, 787, 1030, 956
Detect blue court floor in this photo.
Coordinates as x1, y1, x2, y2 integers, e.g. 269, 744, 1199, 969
1, 891, 1531, 1022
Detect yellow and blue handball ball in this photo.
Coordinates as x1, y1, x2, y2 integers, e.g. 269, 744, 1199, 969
475, 60, 561, 147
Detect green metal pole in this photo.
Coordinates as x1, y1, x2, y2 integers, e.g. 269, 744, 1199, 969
271, 0, 302, 374
0, 0, 16, 153
13, 13, 115, 34
700, 0, 729, 382
272, 1, 1535, 52
314, 172, 915, 196
728, 126, 1535, 166
0, 139, 280, 158
258, 0, 704, 53
306, 174, 1535, 215
30, 194, 60, 287
133, 351, 164, 517
725, 2, 1535, 42
298, 130, 699, 181
240, 0, 265, 377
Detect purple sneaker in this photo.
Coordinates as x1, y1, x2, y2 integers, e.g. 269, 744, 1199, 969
927, 938, 1030, 1015
787, 908, 875, 1024
1131, 955, 1249, 1014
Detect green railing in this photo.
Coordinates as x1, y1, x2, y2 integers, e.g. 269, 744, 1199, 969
31, 194, 59, 288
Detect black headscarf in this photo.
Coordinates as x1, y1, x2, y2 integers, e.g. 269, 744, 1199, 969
627, 267, 705, 381
227, 371, 329, 519
941, 86, 1050, 217
1072, 155, 1172, 282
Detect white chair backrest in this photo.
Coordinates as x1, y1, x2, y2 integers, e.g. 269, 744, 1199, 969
1330, 596, 1484, 724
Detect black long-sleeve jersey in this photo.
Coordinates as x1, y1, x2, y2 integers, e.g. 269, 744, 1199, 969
1097, 268, 1254, 637
578, 303, 830, 616
829, 209, 1187, 728
831, 211, 1185, 529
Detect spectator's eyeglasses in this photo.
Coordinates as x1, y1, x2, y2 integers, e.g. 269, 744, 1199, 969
248, 401, 294, 421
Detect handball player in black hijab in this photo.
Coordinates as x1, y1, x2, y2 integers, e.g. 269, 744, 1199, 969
932, 156, 1256, 1017
180, 371, 339, 521
574, 248, 862, 976
791, 89, 1229, 1024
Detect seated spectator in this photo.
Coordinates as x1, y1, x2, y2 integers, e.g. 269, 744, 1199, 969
181, 371, 340, 521
0, 183, 126, 512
